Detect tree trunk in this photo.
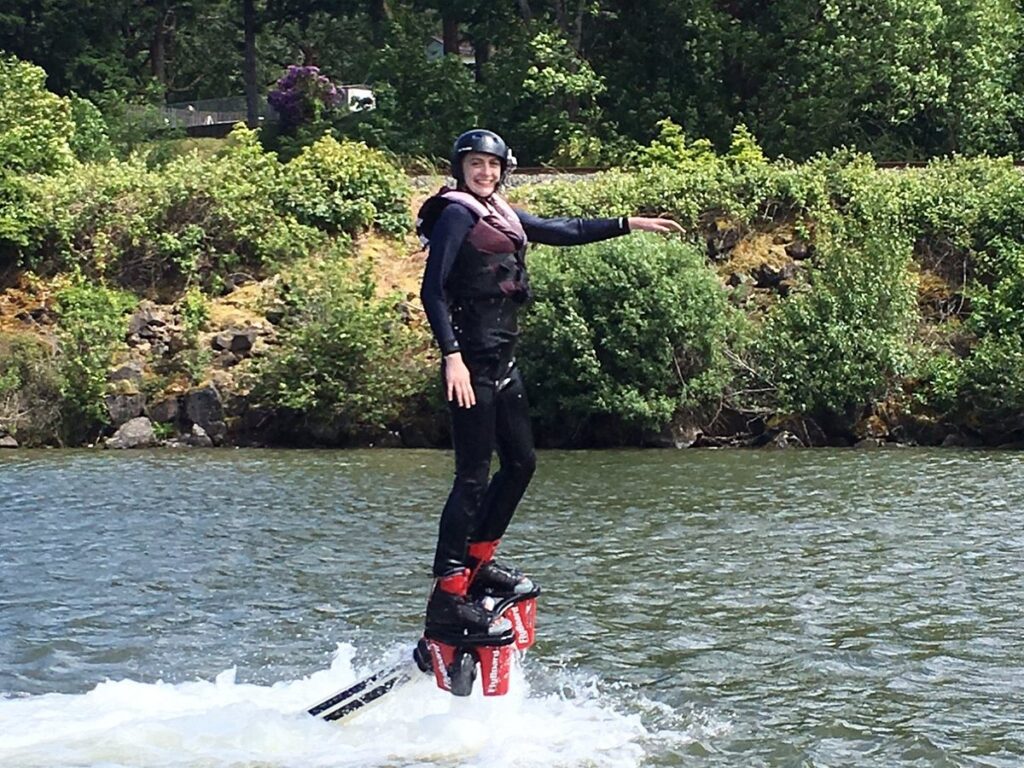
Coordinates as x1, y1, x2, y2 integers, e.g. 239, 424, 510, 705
151, 24, 167, 85
573, 0, 585, 51
367, 0, 392, 47
150, 6, 173, 86
442, 13, 459, 56
473, 36, 489, 83
516, 0, 533, 23
243, 0, 259, 127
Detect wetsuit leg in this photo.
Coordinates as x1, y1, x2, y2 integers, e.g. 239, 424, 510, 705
432, 377, 497, 576
473, 366, 536, 543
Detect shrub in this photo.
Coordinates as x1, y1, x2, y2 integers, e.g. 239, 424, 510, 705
930, 238, 1024, 437
172, 286, 211, 384
53, 279, 136, 443
0, 331, 62, 445
0, 55, 76, 174
22, 126, 326, 295
250, 249, 430, 441
268, 65, 343, 129
67, 94, 113, 163
519, 234, 739, 440
280, 135, 411, 237
957, 335, 1024, 437
752, 228, 916, 420
517, 124, 778, 230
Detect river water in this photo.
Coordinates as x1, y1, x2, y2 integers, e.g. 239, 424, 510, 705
1, 447, 1022, 767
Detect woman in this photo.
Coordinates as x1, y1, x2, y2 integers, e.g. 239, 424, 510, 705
417, 129, 683, 637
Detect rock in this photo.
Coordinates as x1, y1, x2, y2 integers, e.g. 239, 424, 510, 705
16, 306, 56, 324
765, 430, 804, 449
265, 302, 287, 325
0, 434, 19, 448
128, 301, 169, 338
706, 226, 741, 261
187, 423, 214, 448
105, 417, 157, 449
213, 350, 241, 369
645, 420, 702, 448
785, 240, 813, 261
941, 432, 982, 448
184, 384, 226, 444
226, 272, 255, 290
854, 437, 884, 449
108, 361, 145, 384
105, 393, 146, 426
211, 327, 258, 354
753, 260, 797, 288
772, 416, 828, 447
148, 397, 180, 424
108, 377, 140, 395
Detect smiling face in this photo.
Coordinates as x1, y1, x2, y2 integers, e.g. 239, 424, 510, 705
461, 152, 503, 197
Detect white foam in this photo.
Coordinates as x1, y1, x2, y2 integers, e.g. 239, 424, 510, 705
0, 644, 655, 768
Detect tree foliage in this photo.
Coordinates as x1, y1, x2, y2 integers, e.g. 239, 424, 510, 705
4, 1, 1023, 163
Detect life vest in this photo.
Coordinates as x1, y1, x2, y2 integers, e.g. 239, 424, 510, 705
416, 188, 531, 303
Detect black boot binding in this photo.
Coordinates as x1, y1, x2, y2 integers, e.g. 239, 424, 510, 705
470, 560, 537, 599
424, 569, 511, 640
466, 539, 539, 599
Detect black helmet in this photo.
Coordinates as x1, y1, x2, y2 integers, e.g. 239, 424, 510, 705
450, 129, 516, 186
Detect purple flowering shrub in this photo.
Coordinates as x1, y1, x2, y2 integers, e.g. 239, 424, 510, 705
268, 65, 342, 128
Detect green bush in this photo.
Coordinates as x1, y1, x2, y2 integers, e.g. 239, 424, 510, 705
54, 280, 136, 443
250, 250, 430, 441
929, 238, 1024, 437
0, 331, 63, 445
18, 127, 411, 295
752, 229, 916, 420
517, 125, 783, 231
0, 55, 77, 261
0, 55, 76, 174
519, 234, 739, 440
172, 286, 211, 384
280, 135, 411, 237
67, 94, 113, 163
22, 126, 326, 295
957, 335, 1024, 436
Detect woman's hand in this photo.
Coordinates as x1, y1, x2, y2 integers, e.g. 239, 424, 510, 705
444, 352, 476, 408
628, 217, 685, 234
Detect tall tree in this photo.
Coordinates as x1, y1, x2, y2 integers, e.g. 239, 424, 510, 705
243, 0, 259, 125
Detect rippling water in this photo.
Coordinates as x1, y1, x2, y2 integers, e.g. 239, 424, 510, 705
1, 448, 1023, 767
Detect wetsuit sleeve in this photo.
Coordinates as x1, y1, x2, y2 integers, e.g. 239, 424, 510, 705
420, 204, 475, 355
515, 209, 629, 246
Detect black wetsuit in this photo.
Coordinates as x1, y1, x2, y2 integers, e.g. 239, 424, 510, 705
420, 196, 629, 577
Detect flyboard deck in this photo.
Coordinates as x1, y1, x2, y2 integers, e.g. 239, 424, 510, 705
307, 650, 427, 723
306, 589, 540, 724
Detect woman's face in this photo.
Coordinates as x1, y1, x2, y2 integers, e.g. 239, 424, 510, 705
462, 152, 502, 197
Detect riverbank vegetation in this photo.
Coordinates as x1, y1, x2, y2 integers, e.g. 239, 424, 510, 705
2, 54, 1024, 449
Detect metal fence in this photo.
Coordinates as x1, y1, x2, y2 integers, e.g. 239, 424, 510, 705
157, 87, 375, 129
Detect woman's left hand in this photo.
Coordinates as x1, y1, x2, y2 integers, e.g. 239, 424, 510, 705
628, 217, 685, 234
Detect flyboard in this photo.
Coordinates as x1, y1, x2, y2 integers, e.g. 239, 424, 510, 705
306, 588, 540, 723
